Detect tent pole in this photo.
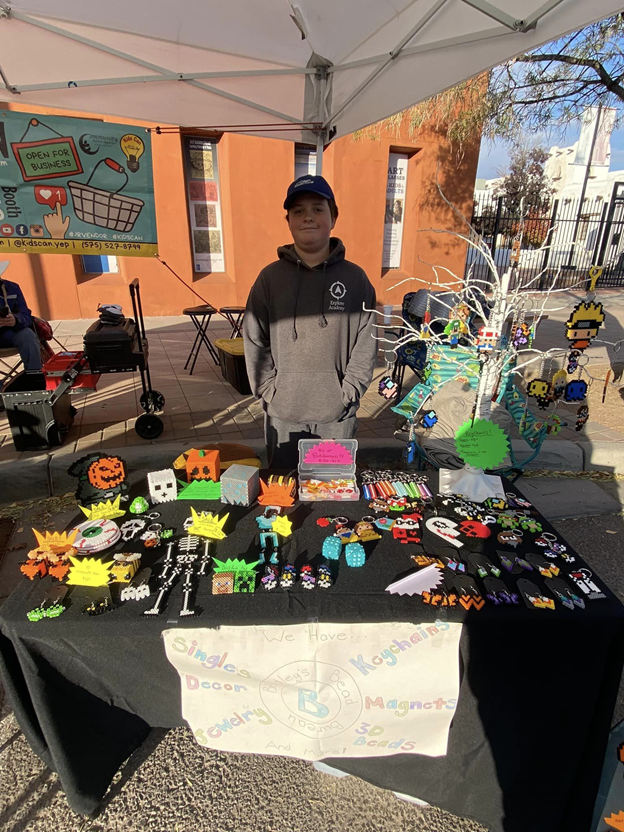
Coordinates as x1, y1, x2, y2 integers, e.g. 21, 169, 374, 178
315, 66, 328, 175
316, 133, 325, 175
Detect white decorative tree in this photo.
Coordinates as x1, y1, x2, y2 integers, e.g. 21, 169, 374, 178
369, 192, 621, 500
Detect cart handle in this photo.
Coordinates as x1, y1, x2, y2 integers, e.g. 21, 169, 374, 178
86, 158, 129, 194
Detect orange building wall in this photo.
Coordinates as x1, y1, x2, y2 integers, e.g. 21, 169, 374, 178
0, 99, 479, 319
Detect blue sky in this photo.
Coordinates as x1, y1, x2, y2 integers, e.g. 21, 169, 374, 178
476, 125, 624, 179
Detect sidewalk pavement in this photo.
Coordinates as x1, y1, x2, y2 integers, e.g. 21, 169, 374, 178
0, 293, 623, 478
0, 315, 404, 460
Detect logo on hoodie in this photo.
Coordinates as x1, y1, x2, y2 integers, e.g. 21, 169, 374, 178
329, 280, 347, 311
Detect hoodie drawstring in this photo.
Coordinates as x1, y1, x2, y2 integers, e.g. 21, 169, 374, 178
292, 259, 329, 340
292, 261, 301, 341
319, 261, 328, 329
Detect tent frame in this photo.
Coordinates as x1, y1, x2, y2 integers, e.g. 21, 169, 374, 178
0, 0, 599, 174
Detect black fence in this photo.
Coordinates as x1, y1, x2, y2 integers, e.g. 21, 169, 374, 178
467, 188, 624, 289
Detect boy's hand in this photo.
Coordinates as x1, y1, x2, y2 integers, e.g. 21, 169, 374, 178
0, 312, 15, 327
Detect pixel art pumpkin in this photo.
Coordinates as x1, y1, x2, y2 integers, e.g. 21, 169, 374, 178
68, 453, 130, 506
186, 448, 220, 483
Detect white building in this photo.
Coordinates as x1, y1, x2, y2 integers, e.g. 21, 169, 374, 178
474, 108, 624, 273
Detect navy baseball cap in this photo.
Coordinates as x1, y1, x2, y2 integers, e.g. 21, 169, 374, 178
284, 175, 335, 209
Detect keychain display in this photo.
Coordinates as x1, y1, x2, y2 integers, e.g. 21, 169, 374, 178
569, 568, 606, 600
497, 529, 523, 548
420, 410, 438, 429
564, 379, 588, 402
575, 405, 589, 431
392, 513, 423, 544
120, 518, 146, 542
565, 300, 605, 351
551, 369, 567, 399
360, 470, 432, 502
566, 350, 581, 373
378, 375, 398, 400
527, 378, 551, 410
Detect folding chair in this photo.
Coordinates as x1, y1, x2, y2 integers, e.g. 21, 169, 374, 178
0, 345, 22, 389
0, 322, 55, 391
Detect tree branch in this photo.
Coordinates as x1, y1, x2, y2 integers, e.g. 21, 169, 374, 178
518, 52, 624, 101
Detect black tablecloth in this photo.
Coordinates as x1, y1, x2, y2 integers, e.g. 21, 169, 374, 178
1, 482, 623, 832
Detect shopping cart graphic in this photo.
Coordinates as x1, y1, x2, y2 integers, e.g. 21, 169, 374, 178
68, 158, 143, 232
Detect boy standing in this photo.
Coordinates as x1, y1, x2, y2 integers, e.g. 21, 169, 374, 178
243, 175, 377, 469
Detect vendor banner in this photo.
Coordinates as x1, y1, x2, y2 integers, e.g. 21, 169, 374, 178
163, 620, 462, 761
0, 111, 157, 256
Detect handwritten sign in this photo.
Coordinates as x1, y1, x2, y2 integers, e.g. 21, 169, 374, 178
65, 556, 112, 587
163, 621, 462, 761
454, 418, 510, 469
303, 441, 354, 466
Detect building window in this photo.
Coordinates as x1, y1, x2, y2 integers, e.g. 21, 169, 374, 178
81, 255, 119, 274
295, 145, 317, 179
382, 152, 408, 269
183, 135, 225, 274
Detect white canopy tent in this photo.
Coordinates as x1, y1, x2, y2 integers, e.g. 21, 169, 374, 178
0, 0, 623, 171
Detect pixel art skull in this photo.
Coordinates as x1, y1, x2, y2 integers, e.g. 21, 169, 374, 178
147, 469, 177, 504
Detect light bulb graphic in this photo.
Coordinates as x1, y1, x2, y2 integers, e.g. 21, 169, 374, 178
120, 133, 145, 173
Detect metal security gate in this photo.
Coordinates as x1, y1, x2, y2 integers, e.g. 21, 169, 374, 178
596, 181, 624, 286
468, 189, 624, 289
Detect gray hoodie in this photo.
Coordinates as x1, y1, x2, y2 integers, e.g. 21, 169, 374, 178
243, 238, 377, 425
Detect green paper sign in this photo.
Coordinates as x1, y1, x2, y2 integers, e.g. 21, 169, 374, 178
454, 419, 510, 470
177, 479, 222, 500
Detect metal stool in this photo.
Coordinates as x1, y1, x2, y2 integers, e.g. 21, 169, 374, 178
183, 304, 219, 374
219, 305, 245, 338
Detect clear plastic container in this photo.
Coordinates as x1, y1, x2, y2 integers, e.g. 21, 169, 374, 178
297, 439, 359, 501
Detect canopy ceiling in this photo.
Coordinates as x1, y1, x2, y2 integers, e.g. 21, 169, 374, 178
0, 1, 622, 143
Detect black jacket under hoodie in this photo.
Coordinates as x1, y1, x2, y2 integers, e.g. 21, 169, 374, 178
243, 238, 377, 425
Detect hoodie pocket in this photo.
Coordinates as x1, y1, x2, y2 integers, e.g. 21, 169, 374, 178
268, 372, 347, 424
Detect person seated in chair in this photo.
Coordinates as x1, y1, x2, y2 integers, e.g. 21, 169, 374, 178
0, 260, 43, 404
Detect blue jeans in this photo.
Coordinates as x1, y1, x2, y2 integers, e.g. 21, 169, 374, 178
0, 326, 42, 372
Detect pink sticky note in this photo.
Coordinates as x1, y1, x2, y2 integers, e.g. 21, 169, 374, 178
303, 441, 353, 466
34, 185, 67, 209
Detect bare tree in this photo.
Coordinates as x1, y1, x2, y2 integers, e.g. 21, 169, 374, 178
358, 15, 624, 151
